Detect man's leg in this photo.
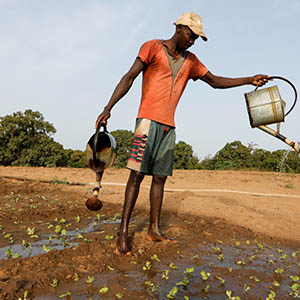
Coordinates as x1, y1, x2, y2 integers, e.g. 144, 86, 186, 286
116, 170, 145, 255
147, 175, 175, 242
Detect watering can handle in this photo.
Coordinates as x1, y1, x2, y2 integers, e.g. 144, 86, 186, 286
255, 76, 298, 117
93, 123, 108, 167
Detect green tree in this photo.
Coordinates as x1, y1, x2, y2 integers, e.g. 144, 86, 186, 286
173, 141, 201, 169
110, 129, 134, 168
66, 149, 86, 168
212, 140, 252, 170
0, 110, 67, 167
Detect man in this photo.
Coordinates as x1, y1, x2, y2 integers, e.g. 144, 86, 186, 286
96, 12, 269, 255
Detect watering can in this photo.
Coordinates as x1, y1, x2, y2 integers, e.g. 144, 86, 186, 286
244, 76, 299, 152
85, 123, 117, 210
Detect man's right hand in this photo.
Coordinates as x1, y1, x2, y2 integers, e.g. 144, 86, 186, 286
95, 109, 111, 129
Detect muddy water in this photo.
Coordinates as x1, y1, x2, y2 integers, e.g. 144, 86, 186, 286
35, 240, 300, 300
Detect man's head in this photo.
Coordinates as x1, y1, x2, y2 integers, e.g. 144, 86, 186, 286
174, 12, 207, 42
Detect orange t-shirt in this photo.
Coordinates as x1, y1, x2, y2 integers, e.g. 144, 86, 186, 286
137, 39, 208, 127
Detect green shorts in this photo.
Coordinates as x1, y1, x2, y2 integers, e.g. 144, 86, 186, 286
127, 118, 176, 176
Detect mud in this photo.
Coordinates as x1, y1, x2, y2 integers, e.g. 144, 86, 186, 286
1, 168, 300, 299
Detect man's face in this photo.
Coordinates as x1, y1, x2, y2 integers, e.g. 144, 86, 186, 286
178, 25, 199, 50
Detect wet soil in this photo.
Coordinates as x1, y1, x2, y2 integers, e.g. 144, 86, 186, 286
1, 167, 300, 299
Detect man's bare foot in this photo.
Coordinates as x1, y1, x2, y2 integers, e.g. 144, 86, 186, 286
146, 230, 177, 242
115, 234, 132, 256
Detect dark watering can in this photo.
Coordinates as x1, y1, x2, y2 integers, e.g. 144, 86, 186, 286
85, 124, 117, 210
244, 76, 299, 153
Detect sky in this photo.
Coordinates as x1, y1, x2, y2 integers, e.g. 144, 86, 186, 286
1, 0, 300, 160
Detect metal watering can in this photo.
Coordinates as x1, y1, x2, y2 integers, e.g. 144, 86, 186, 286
244, 76, 299, 152
85, 124, 117, 210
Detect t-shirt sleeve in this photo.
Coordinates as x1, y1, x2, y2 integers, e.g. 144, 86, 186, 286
189, 54, 209, 81
137, 40, 158, 66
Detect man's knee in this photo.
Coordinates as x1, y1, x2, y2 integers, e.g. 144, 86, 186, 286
152, 175, 167, 185
129, 170, 145, 186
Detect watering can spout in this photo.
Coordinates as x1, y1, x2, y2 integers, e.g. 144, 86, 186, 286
258, 125, 300, 153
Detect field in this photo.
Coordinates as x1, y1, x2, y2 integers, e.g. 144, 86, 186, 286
1, 166, 300, 300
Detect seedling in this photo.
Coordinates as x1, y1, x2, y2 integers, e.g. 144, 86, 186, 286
116, 293, 123, 299
266, 291, 276, 300
200, 270, 211, 281
169, 263, 178, 270
167, 286, 178, 299
226, 290, 241, 300
42, 245, 51, 253
162, 270, 169, 280
176, 276, 190, 287
58, 291, 71, 298
151, 254, 160, 261
184, 267, 194, 275
86, 275, 94, 283
143, 261, 152, 271
50, 279, 58, 288
99, 286, 109, 294
73, 273, 79, 281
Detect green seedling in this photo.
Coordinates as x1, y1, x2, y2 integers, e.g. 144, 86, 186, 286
86, 275, 94, 283
151, 254, 160, 261
235, 241, 241, 247
290, 275, 300, 282
144, 281, 160, 293
74, 216, 81, 223
203, 284, 210, 292
217, 253, 224, 262
274, 267, 284, 276
250, 275, 260, 282
243, 284, 251, 293
27, 227, 39, 238
169, 263, 178, 270
226, 290, 241, 300
17, 290, 28, 300
50, 279, 58, 288
106, 265, 115, 271
105, 234, 114, 240
42, 244, 51, 253
99, 286, 109, 294
176, 276, 190, 287
73, 273, 79, 281
58, 291, 72, 298
184, 267, 194, 275
162, 270, 169, 280
266, 291, 276, 300
200, 270, 210, 281
273, 280, 280, 288
143, 261, 152, 271
116, 293, 123, 299
216, 276, 226, 286
167, 286, 178, 299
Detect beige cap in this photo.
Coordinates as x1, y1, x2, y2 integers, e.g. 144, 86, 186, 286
174, 12, 207, 41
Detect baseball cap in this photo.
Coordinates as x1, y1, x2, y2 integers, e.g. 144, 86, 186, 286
174, 12, 207, 41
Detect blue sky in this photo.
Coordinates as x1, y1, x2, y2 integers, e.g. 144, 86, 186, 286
1, 0, 300, 159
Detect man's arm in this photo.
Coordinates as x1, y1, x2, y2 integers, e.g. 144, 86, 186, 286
200, 71, 269, 89
96, 58, 145, 128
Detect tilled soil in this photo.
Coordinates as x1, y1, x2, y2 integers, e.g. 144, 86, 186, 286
1, 167, 300, 299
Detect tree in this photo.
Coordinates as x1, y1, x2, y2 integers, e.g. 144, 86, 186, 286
0, 110, 68, 167
110, 129, 134, 168
212, 140, 252, 170
173, 141, 201, 169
